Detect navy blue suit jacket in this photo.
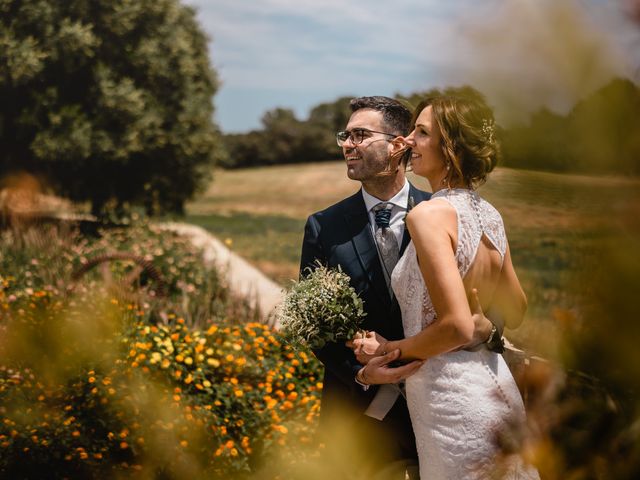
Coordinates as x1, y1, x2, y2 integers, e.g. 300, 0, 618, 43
299, 183, 431, 443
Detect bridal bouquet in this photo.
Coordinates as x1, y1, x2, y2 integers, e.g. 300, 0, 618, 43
277, 263, 366, 350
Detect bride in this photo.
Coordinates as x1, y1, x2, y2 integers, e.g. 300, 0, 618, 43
352, 93, 539, 479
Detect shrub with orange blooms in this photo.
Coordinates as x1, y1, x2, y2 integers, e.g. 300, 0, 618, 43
0, 223, 322, 478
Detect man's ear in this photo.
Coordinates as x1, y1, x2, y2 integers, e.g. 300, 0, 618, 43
389, 137, 406, 153
389, 137, 410, 169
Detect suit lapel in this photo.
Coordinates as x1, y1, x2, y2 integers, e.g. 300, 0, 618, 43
399, 184, 432, 255
343, 193, 392, 310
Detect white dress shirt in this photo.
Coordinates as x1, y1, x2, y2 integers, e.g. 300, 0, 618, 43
361, 180, 410, 249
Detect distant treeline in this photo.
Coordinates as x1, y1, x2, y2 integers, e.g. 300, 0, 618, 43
222, 78, 640, 175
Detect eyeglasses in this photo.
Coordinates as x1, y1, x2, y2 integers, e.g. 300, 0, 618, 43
336, 128, 398, 147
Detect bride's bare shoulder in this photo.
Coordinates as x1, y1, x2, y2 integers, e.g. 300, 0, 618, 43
407, 197, 456, 225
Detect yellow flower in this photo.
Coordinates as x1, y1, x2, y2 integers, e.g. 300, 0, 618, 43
207, 358, 220, 367
207, 325, 218, 335
274, 425, 288, 434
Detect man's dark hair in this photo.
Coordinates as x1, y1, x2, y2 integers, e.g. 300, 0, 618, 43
349, 96, 412, 136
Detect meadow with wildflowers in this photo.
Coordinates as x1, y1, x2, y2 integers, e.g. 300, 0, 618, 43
0, 222, 323, 478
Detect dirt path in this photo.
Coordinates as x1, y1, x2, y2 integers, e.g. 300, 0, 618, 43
161, 222, 284, 328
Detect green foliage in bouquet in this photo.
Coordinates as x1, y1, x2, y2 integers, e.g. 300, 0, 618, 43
278, 263, 366, 350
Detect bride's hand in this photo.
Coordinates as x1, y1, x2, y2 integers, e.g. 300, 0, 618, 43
347, 331, 389, 365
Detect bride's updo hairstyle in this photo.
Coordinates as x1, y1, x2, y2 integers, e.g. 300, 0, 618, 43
412, 91, 500, 188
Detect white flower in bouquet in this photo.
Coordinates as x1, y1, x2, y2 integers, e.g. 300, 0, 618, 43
277, 263, 366, 350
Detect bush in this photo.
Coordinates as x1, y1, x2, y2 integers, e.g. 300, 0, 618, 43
0, 222, 322, 478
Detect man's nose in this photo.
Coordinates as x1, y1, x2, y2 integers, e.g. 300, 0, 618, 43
342, 135, 356, 149
342, 136, 357, 149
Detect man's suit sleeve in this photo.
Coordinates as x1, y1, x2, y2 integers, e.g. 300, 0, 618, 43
300, 215, 324, 275
299, 214, 365, 387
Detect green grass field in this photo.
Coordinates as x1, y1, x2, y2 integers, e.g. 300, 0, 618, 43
186, 162, 640, 357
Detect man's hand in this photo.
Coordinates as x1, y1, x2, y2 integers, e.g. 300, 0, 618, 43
464, 288, 494, 350
359, 349, 423, 385
347, 330, 388, 365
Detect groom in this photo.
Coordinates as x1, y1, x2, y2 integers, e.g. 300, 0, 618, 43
299, 96, 427, 478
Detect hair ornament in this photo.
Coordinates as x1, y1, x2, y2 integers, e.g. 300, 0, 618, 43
481, 118, 495, 144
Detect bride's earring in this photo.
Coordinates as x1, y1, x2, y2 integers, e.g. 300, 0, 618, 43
441, 161, 451, 187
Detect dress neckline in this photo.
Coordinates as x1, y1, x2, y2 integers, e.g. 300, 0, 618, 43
431, 188, 476, 199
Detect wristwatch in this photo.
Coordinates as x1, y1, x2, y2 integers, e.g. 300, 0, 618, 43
485, 322, 505, 353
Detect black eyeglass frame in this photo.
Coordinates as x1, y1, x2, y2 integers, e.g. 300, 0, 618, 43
336, 128, 398, 147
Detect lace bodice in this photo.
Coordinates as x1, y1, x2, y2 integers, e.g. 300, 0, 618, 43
391, 188, 507, 338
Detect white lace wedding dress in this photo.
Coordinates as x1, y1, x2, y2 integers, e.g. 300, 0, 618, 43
391, 189, 539, 480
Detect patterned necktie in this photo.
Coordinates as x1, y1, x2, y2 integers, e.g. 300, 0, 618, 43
373, 203, 400, 290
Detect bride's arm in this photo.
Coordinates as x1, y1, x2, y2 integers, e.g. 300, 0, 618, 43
384, 202, 475, 361
488, 242, 527, 330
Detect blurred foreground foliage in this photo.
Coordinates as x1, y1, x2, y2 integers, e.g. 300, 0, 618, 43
0, 0, 224, 216
517, 197, 640, 478
0, 222, 323, 478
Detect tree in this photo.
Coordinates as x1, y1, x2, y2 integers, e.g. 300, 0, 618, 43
502, 108, 570, 171
0, 0, 222, 216
222, 105, 344, 169
568, 78, 640, 174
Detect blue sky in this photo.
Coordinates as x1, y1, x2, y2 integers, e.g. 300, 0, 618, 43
185, 0, 640, 133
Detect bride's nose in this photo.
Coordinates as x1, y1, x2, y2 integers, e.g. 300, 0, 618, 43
402, 133, 416, 147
